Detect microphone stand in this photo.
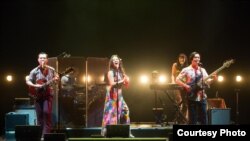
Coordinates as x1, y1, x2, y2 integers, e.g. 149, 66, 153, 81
57, 72, 62, 131
56, 67, 74, 131
49, 67, 64, 131
54, 52, 72, 131
54, 56, 73, 131
52, 69, 65, 131
116, 70, 120, 124
235, 88, 240, 125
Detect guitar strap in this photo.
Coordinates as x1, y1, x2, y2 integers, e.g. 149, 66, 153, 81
194, 69, 198, 83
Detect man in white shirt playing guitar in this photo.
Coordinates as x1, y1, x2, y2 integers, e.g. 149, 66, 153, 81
176, 52, 217, 125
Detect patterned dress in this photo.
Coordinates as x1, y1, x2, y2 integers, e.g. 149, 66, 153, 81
101, 70, 130, 135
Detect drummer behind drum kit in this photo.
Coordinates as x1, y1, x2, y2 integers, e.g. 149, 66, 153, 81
60, 73, 106, 127
60, 73, 86, 127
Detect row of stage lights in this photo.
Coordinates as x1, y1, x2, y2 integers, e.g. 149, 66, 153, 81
4, 75, 95, 83
4, 74, 243, 84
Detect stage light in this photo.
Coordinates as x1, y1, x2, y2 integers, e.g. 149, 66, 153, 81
139, 75, 149, 84
234, 75, 242, 125
82, 75, 91, 83
100, 75, 105, 82
158, 75, 167, 84
235, 75, 242, 82
126, 76, 130, 81
217, 75, 224, 82
6, 75, 13, 82
25, 75, 29, 81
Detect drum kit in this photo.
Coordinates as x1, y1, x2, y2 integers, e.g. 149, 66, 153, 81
60, 74, 106, 127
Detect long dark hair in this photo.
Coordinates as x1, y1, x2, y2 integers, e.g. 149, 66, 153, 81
176, 53, 188, 70
104, 55, 126, 83
108, 54, 126, 75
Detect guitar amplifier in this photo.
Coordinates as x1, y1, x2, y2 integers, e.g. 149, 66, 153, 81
208, 108, 231, 125
5, 112, 29, 131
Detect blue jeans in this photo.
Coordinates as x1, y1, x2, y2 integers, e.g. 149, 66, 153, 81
188, 100, 207, 125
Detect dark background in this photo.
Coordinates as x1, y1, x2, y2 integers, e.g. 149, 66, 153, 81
1, 0, 250, 135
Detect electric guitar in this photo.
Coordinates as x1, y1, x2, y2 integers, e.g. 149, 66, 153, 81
188, 59, 235, 95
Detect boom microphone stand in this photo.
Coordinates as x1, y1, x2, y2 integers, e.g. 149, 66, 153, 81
57, 67, 74, 130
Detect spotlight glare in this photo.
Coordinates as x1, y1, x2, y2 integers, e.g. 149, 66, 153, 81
82, 75, 91, 83
126, 76, 130, 81
6, 75, 13, 82
25, 75, 29, 81
140, 75, 149, 84
217, 75, 224, 82
100, 75, 105, 82
235, 75, 242, 82
158, 75, 167, 83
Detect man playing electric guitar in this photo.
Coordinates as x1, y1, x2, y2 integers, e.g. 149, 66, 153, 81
26, 52, 59, 136
176, 52, 217, 125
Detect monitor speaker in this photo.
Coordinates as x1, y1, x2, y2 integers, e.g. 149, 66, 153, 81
44, 133, 66, 141
15, 106, 37, 125
15, 125, 42, 141
106, 124, 130, 138
5, 112, 29, 131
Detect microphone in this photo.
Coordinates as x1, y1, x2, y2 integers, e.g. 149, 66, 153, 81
198, 62, 203, 66
62, 67, 75, 75
63, 53, 71, 58
57, 52, 66, 58
41, 61, 45, 68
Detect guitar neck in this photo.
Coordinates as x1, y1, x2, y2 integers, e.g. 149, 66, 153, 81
204, 65, 226, 82
199, 59, 234, 83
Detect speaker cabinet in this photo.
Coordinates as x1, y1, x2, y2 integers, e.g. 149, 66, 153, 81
106, 124, 130, 138
5, 112, 29, 131
208, 108, 231, 125
15, 125, 42, 141
44, 133, 66, 141
15, 105, 37, 125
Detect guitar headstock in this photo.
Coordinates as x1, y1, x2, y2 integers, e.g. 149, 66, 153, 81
223, 59, 235, 68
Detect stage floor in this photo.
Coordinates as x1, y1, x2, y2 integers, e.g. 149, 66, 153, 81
4, 122, 173, 141
65, 122, 173, 138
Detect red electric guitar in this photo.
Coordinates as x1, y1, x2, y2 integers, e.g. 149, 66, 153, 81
28, 67, 74, 100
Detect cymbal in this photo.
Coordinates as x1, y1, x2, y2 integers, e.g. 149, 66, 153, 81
94, 82, 106, 86
73, 84, 85, 88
